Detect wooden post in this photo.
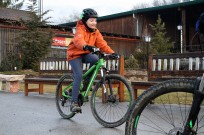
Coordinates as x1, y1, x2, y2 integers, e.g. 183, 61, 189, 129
119, 55, 124, 102
25, 82, 28, 96
119, 55, 124, 76
176, 58, 180, 70
39, 83, 44, 94
170, 59, 174, 71
163, 59, 167, 71
148, 55, 153, 80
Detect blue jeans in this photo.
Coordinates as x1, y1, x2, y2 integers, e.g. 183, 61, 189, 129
70, 53, 99, 103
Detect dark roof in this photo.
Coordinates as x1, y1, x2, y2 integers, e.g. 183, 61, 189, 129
0, 8, 72, 31
0, 7, 30, 21
98, 0, 204, 21
63, 0, 204, 27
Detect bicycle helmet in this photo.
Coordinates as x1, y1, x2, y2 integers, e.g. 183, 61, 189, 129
81, 8, 98, 21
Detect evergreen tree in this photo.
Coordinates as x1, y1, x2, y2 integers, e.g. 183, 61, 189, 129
18, 6, 52, 71
132, 14, 173, 69
149, 15, 174, 54
0, 0, 10, 7
133, 44, 147, 69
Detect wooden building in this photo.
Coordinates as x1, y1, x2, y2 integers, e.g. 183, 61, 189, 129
0, 8, 28, 65
65, 0, 204, 53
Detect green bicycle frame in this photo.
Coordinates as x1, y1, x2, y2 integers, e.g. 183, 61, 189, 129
62, 58, 105, 99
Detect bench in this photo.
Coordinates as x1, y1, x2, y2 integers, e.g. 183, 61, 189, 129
131, 52, 204, 99
24, 56, 125, 97
0, 74, 25, 92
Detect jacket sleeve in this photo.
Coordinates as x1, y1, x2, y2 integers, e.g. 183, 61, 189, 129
95, 31, 114, 54
72, 27, 86, 50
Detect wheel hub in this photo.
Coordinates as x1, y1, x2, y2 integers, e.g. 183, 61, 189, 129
60, 97, 67, 107
107, 95, 116, 103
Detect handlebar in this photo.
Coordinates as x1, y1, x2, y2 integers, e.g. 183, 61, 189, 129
91, 48, 120, 59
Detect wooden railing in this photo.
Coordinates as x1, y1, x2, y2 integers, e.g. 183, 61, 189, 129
39, 56, 124, 75
148, 52, 204, 80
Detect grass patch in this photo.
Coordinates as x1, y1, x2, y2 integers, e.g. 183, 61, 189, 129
0, 69, 38, 76
1, 82, 57, 94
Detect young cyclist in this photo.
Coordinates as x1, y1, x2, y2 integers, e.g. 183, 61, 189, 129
67, 8, 118, 112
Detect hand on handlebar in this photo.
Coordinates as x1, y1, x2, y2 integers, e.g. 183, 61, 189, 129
83, 45, 95, 52
111, 53, 120, 59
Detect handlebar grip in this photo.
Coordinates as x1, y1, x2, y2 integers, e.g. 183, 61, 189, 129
105, 54, 120, 59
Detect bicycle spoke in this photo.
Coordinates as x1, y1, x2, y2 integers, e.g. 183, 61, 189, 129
143, 105, 174, 130
159, 96, 175, 127
91, 74, 133, 127
138, 115, 168, 134
137, 128, 166, 135
125, 79, 204, 135
55, 75, 75, 119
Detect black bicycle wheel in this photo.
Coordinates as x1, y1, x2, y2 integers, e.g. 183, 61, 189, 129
55, 74, 75, 119
125, 79, 204, 135
91, 74, 134, 128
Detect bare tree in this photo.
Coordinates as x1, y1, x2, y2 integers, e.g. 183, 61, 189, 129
7, 0, 38, 9
153, 0, 192, 6
7, 0, 24, 9
152, 0, 169, 6
67, 10, 80, 22
58, 10, 80, 24
171, 0, 180, 3
132, 3, 150, 10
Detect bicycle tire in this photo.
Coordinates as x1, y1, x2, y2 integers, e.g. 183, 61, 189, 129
55, 74, 75, 119
125, 79, 204, 135
91, 74, 134, 128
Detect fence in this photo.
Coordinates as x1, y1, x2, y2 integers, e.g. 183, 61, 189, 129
148, 52, 204, 80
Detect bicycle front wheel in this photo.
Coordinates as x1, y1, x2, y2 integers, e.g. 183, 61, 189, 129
91, 74, 134, 128
55, 74, 75, 119
125, 79, 204, 135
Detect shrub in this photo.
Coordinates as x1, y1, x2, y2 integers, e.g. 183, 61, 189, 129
0, 53, 23, 71
125, 54, 139, 69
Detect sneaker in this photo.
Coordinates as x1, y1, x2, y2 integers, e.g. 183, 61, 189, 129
70, 102, 81, 112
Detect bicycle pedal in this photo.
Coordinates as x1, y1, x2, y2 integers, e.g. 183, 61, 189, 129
74, 110, 82, 114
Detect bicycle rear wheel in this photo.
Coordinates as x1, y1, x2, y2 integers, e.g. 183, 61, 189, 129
91, 74, 134, 128
55, 74, 75, 119
125, 79, 204, 135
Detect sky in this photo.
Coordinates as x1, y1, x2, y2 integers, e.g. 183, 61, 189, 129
39, 0, 153, 24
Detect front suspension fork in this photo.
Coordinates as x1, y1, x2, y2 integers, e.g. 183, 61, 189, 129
182, 77, 204, 135
100, 68, 107, 93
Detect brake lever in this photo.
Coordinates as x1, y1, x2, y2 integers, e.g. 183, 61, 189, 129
92, 48, 100, 52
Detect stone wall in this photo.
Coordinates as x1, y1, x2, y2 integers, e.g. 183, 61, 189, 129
125, 69, 147, 82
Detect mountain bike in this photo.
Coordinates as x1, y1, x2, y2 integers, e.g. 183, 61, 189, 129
125, 77, 204, 134
55, 48, 134, 128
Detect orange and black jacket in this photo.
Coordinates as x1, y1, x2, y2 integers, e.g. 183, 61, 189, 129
67, 20, 114, 61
